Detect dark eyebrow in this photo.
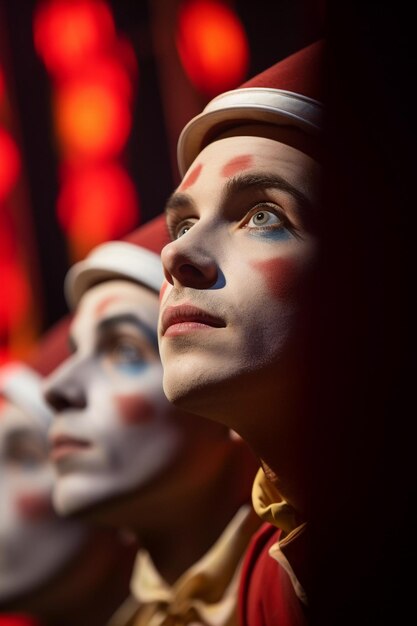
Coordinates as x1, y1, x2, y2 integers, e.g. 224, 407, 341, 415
164, 191, 194, 213
224, 172, 315, 215
97, 313, 158, 351
165, 172, 317, 230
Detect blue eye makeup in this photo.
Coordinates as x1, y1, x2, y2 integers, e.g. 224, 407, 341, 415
244, 207, 295, 242
109, 342, 148, 375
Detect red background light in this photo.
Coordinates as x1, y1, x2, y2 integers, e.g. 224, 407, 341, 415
0, 129, 21, 201
176, 0, 249, 97
33, 0, 116, 76
0, 67, 4, 100
0, 261, 30, 334
54, 79, 131, 161
57, 163, 139, 258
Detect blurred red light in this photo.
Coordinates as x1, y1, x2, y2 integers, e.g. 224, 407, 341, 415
54, 79, 131, 160
0, 261, 30, 333
0, 129, 21, 201
0, 67, 4, 100
114, 36, 139, 87
59, 53, 135, 103
0, 215, 18, 261
176, 0, 249, 97
34, 0, 116, 75
57, 163, 139, 257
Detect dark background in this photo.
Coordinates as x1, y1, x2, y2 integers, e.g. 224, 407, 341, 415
0, 0, 323, 335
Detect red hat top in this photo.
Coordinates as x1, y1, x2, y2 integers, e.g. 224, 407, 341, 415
0, 317, 72, 426
26, 315, 73, 377
65, 213, 169, 308
177, 39, 325, 176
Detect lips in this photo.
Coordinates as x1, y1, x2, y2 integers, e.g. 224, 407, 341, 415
160, 304, 225, 337
49, 434, 91, 462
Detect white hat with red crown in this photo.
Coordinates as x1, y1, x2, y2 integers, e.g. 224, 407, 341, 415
177, 39, 325, 176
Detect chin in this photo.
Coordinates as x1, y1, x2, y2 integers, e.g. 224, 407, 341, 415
52, 475, 105, 517
162, 365, 234, 429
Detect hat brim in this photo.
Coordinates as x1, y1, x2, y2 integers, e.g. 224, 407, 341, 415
177, 88, 322, 176
65, 241, 164, 309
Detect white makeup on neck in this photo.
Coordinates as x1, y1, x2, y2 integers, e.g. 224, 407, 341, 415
0, 366, 86, 603
45, 280, 184, 516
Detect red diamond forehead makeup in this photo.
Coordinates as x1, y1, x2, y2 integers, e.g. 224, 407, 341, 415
115, 394, 157, 425
178, 163, 203, 191
220, 154, 254, 178
251, 257, 300, 301
94, 295, 120, 319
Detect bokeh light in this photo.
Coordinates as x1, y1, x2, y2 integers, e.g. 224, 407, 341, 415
0, 66, 5, 100
176, 0, 249, 97
54, 78, 131, 161
0, 128, 21, 201
0, 261, 30, 335
57, 163, 139, 258
33, 0, 116, 76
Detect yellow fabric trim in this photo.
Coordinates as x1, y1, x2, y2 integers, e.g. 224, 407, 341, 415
251, 467, 301, 535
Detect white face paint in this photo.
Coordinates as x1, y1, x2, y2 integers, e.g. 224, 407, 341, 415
159, 136, 320, 426
0, 398, 86, 602
45, 280, 184, 516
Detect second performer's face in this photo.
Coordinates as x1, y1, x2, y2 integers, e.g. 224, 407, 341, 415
45, 280, 183, 516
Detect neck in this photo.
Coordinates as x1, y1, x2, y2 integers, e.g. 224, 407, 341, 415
221, 367, 313, 517
139, 439, 259, 585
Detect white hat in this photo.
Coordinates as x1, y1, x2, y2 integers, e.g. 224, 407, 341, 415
177, 40, 324, 176
65, 214, 169, 308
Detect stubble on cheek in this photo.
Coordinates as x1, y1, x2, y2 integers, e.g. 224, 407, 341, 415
115, 394, 157, 425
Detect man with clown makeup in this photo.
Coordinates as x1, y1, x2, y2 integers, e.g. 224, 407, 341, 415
157, 40, 325, 626
0, 322, 135, 626
157, 29, 413, 626
43, 214, 261, 626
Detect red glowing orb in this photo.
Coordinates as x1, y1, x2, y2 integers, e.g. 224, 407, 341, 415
34, 0, 116, 75
0, 261, 30, 333
0, 129, 21, 201
176, 0, 249, 97
54, 78, 131, 160
57, 163, 139, 257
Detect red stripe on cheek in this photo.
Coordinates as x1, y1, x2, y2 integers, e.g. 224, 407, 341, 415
115, 394, 156, 425
16, 494, 52, 520
252, 257, 300, 300
221, 154, 254, 177
178, 163, 203, 191
159, 280, 169, 301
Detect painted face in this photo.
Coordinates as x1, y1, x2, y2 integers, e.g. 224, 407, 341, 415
44, 280, 183, 516
159, 135, 321, 427
0, 398, 85, 602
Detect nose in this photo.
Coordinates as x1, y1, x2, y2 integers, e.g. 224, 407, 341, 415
161, 231, 218, 289
43, 358, 87, 413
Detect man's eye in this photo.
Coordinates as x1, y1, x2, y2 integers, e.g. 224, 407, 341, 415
175, 219, 197, 239
247, 209, 283, 228
111, 341, 143, 365
5, 438, 47, 467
